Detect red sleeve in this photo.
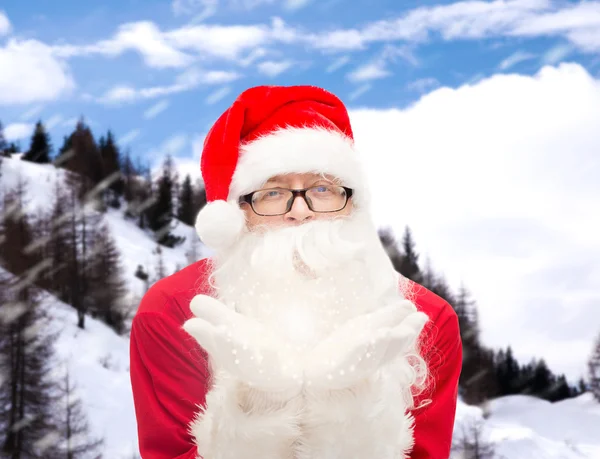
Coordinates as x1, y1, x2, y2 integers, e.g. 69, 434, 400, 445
410, 309, 462, 459
130, 310, 209, 459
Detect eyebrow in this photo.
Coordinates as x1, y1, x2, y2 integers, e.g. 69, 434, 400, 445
264, 175, 337, 188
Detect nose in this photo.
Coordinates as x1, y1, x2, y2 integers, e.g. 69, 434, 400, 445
285, 194, 314, 223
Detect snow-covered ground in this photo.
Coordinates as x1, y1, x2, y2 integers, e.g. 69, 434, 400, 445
453, 394, 600, 458
1, 156, 599, 458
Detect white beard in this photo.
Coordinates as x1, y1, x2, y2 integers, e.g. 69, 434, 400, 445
209, 210, 405, 351
191, 210, 428, 459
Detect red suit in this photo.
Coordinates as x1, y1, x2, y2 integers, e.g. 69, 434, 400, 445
129, 258, 462, 459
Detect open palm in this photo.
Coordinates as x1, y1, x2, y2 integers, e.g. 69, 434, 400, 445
183, 295, 303, 393
304, 302, 428, 391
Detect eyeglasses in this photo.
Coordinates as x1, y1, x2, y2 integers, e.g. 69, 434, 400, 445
239, 185, 354, 216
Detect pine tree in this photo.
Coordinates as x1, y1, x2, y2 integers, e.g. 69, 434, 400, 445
63, 187, 100, 330
121, 149, 136, 204
529, 359, 554, 398
145, 156, 184, 247
177, 174, 195, 226
55, 134, 74, 167
577, 377, 587, 394
420, 257, 455, 305
399, 226, 423, 283
3, 142, 20, 156
0, 181, 62, 458
589, 331, 600, 402
378, 227, 403, 273
548, 374, 574, 402
60, 118, 105, 205
99, 130, 124, 202
42, 180, 73, 302
193, 178, 207, 216
22, 121, 52, 164
125, 158, 153, 229
454, 285, 498, 404
55, 364, 104, 457
495, 346, 520, 396
87, 222, 128, 334
0, 120, 8, 155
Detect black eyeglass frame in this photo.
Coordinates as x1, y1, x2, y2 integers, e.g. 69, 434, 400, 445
239, 186, 354, 216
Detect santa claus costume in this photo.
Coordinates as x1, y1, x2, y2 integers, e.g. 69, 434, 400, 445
129, 85, 462, 459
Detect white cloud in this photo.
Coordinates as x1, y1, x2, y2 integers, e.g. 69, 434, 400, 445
541, 43, 573, 66
192, 134, 206, 159
4, 123, 34, 141
347, 45, 417, 83
20, 105, 44, 121
162, 134, 188, 156
46, 114, 64, 130
61, 117, 80, 129
171, 134, 206, 183
0, 39, 75, 105
347, 61, 390, 82
205, 86, 231, 104
326, 55, 350, 73
98, 67, 240, 104
406, 77, 440, 92
348, 83, 371, 101
238, 47, 269, 67
172, 0, 218, 21
165, 22, 272, 60
118, 129, 141, 145
53, 21, 194, 69
284, 0, 311, 10
172, 0, 310, 18
143, 100, 170, 119
148, 134, 189, 165
499, 50, 536, 70
509, 1, 600, 52
310, 0, 600, 53
256, 59, 293, 77
348, 62, 600, 381
52, 17, 302, 66
0, 10, 11, 36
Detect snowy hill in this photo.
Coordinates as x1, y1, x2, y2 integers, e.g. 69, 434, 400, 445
0, 154, 208, 300
0, 155, 208, 456
1, 155, 599, 458
453, 394, 600, 458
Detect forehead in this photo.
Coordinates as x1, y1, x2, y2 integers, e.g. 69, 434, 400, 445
265, 172, 340, 184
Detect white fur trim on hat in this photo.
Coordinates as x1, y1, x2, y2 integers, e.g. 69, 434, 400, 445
195, 200, 247, 251
229, 126, 370, 208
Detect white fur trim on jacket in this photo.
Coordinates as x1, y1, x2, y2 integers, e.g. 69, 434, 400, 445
189, 370, 303, 459
297, 371, 417, 459
229, 127, 370, 209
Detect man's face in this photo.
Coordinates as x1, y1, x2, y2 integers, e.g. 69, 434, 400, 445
239, 172, 353, 230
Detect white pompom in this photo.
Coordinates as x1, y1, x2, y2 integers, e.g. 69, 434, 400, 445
195, 200, 247, 251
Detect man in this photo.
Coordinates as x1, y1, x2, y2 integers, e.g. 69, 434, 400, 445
129, 85, 462, 459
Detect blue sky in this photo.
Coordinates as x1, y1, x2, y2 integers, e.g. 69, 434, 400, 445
1, 0, 599, 167
2, 1, 600, 381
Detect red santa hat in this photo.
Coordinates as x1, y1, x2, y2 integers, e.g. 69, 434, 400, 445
195, 85, 368, 251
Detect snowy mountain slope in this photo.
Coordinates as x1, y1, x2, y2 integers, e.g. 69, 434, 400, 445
453, 394, 600, 458
0, 155, 208, 457
0, 266, 138, 458
1, 154, 208, 300
1, 155, 599, 458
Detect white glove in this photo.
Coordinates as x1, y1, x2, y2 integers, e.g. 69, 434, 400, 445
303, 302, 428, 391
183, 295, 303, 395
